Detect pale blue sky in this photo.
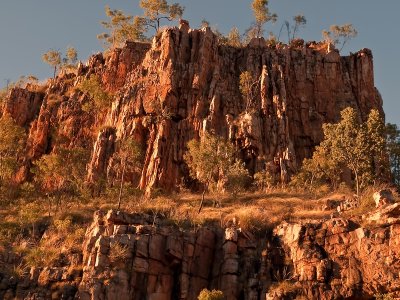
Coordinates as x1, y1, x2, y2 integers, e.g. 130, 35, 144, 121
0, 0, 398, 123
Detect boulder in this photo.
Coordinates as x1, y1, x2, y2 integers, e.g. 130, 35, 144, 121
373, 189, 395, 208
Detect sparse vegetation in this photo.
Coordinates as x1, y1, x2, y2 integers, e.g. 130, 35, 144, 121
375, 293, 395, 300
254, 169, 275, 192
225, 160, 251, 197
109, 241, 130, 263
113, 138, 143, 209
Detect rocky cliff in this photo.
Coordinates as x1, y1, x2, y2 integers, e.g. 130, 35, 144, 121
1, 24, 383, 193
1, 203, 400, 299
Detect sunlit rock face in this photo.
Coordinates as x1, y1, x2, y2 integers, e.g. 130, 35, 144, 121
2, 26, 382, 193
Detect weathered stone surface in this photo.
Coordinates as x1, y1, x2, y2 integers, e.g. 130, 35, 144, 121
2, 26, 383, 193
364, 202, 400, 226
373, 189, 395, 208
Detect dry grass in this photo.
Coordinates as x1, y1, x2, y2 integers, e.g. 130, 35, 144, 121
269, 280, 299, 294
0, 186, 379, 277
0, 186, 359, 270
109, 242, 130, 264
118, 188, 342, 232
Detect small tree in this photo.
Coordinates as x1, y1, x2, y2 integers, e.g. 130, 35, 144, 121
42, 50, 61, 78
33, 147, 90, 213
281, 14, 306, 43
98, 6, 147, 49
251, 0, 277, 38
298, 107, 388, 197
293, 145, 341, 190
19, 203, 43, 238
184, 132, 235, 212
65, 47, 77, 64
322, 24, 357, 51
139, 0, 184, 33
200, 19, 210, 28
320, 107, 370, 197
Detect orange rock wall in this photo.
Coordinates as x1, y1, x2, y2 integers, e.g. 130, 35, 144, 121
1, 27, 383, 192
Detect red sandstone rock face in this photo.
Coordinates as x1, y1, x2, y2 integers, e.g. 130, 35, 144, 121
3, 87, 44, 127
1, 26, 383, 193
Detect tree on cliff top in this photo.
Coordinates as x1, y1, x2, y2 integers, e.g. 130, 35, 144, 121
322, 24, 358, 51
139, 0, 184, 33
251, 0, 277, 38
280, 14, 307, 43
42, 48, 79, 78
98, 6, 147, 49
227, 27, 242, 47
42, 50, 61, 79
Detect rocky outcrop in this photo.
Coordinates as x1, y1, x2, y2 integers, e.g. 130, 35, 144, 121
2, 25, 383, 193
2, 201, 400, 299
76, 208, 400, 300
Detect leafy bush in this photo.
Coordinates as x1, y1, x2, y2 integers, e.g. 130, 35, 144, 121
198, 289, 224, 300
